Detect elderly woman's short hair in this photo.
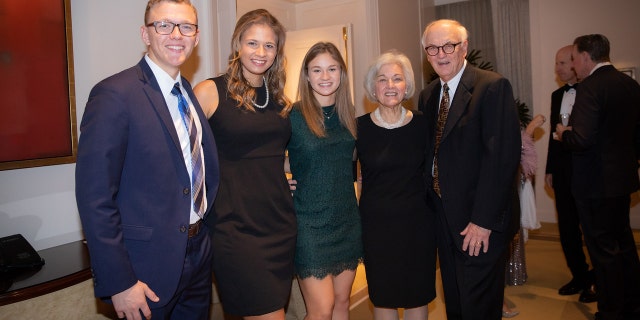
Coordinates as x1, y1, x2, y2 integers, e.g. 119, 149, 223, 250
364, 50, 415, 103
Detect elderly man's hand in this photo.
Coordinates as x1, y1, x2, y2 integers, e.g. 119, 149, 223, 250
460, 222, 491, 256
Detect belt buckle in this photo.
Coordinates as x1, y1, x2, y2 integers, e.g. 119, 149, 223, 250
188, 220, 201, 238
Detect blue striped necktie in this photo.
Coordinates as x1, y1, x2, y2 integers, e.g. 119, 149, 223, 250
171, 83, 204, 218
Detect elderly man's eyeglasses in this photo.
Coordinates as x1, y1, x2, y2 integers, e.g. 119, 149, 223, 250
146, 21, 198, 37
425, 42, 462, 56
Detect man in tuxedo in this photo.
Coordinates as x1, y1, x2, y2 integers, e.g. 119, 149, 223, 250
75, 1, 219, 319
556, 34, 640, 320
418, 19, 521, 320
545, 45, 596, 303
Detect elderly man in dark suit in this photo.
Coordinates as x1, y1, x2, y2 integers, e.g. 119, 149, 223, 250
418, 19, 521, 320
75, 1, 219, 319
545, 45, 596, 303
556, 34, 640, 320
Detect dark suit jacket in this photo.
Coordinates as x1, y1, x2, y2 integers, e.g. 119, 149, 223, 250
75, 58, 220, 305
561, 64, 640, 198
545, 87, 573, 180
419, 65, 521, 250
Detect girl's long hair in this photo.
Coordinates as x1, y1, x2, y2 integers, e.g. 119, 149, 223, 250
297, 42, 356, 138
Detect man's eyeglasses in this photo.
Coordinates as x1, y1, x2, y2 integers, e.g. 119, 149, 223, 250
425, 42, 462, 56
146, 21, 198, 37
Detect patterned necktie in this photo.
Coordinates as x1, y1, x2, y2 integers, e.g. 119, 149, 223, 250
171, 83, 205, 219
433, 83, 450, 197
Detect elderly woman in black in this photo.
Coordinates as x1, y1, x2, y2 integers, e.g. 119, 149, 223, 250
356, 50, 436, 320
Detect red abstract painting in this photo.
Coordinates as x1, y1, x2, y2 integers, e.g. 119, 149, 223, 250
0, 0, 76, 170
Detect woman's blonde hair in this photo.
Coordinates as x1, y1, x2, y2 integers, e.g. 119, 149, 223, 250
296, 42, 356, 138
226, 9, 291, 116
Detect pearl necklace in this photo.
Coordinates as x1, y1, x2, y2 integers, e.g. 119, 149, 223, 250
253, 76, 269, 109
374, 107, 406, 129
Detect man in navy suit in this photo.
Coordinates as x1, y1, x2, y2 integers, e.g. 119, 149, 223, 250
419, 19, 521, 320
556, 34, 640, 320
545, 45, 596, 303
75, 1, 219, 319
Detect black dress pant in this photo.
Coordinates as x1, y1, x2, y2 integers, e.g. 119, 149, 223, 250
431, 190, 509, 320
553, 170, 591, 284
575, 195, 640, 320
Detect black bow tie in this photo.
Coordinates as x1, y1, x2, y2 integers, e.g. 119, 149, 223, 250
563, 84, 577, 92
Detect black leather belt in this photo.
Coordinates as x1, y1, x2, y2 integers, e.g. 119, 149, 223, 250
188, 220, 202, 238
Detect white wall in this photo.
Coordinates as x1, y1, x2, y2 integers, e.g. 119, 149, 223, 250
237, 0, 297, 30
529, 0, 640, 226
377, 0, 424, 110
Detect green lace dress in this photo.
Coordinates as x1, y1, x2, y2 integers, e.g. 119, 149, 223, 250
287, 104, 363, 279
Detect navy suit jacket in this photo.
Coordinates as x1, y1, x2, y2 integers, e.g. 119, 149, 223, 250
419, 65, 521, 250
561, 64, 640, 198
75, 58, 219, 305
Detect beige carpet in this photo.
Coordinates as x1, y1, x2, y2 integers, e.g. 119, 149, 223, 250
348, 224, 640, 320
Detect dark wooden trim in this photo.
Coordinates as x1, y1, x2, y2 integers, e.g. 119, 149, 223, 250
0, 269, 91, 306
0, 240, 91, 306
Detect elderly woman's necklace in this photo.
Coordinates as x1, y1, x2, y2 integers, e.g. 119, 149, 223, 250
253, 76, 269, 109
374, 106, 406, 129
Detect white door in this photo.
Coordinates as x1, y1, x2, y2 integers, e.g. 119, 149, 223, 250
284, 24, 354, 103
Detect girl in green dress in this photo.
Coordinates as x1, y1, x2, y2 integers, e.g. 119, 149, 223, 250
286, 42, 362, 320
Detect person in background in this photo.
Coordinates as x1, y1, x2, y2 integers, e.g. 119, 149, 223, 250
286, 41, 362, 320
76, 1, 219, 319
193, 9, 296, 320
418, 19, 521, 320
502, 113, 546, 318
545, 44, 597, 303
357, 50, 436, 320
555, 33, 640, 320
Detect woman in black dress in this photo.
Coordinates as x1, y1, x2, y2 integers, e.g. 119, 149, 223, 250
193, 9, 295, 320
356, 50, 436, 320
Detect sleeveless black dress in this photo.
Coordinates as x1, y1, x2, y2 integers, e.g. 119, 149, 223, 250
204, 75, 296, 316
356, 111, 436, 308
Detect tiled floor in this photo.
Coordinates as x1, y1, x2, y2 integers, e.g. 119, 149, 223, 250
348, 223, 640, 320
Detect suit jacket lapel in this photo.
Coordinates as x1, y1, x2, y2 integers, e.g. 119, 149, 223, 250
137, 58, 183, 155
442, 65, 475, 140
427, 85, 441, 125
550, 90, 563, 128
